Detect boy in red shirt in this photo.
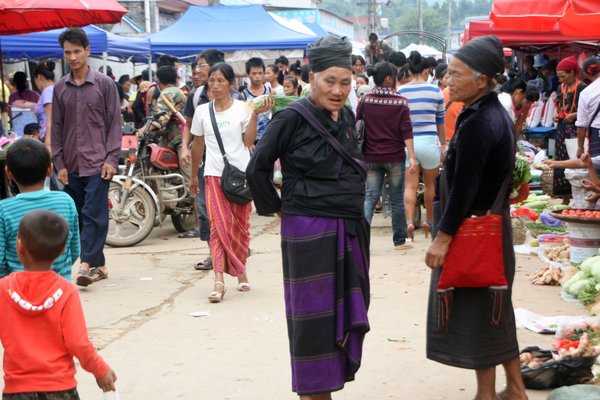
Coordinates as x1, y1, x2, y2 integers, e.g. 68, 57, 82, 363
0, 210, 116, 399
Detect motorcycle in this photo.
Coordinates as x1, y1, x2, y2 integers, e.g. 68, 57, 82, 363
106, 112, 195, 247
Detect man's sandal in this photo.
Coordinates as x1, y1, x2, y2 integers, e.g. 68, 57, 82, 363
88, 268, 108, 283
76, 269, 93, 287
237, 282, 251, 292
208, 282, 226, 303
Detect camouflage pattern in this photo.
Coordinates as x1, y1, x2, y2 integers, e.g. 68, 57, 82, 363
155, 85, 186, 147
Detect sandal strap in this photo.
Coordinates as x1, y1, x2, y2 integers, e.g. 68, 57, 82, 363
214, 281, 225, 287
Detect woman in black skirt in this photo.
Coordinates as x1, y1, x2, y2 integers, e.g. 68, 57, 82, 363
425, 36, 528, 400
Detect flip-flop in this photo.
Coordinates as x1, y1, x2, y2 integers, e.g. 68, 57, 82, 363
88, 268, 108, 283
194, 256, 213, 270
178, 229, 201, 238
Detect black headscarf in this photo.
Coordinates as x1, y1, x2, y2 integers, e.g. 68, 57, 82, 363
454, 36, 504, 77
307, 35, 353, 73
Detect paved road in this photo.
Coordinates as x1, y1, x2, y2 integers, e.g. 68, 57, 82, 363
68, 212, 586, 399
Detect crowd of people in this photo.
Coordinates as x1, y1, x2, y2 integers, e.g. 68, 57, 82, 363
2, 23, 600, 400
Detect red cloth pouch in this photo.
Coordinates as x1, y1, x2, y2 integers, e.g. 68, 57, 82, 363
437, 214, 508, 290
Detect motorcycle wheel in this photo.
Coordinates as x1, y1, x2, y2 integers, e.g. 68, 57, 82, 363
106, 182, 157, 247
171, 212, 196, 233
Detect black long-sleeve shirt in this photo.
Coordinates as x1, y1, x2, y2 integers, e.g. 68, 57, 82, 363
438, 92, 515, 235
246, 98, 365, 219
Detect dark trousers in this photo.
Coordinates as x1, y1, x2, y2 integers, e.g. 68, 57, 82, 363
3, 388, 79, 400
64, 173, 109, 268
196, 165, 210, 242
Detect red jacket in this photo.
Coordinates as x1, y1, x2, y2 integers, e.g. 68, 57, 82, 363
0, 271, 109, 393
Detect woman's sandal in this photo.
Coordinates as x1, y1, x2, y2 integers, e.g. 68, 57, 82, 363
237, 282, 251, 292
422, 221, 432, 239
208, 281, 226, 303
406, 221, 415, 243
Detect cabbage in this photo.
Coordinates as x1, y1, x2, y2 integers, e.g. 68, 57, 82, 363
591, 263, 600, 280
580, 256, 600, 275
563, 271, 588, 292
568, 279, 594, 296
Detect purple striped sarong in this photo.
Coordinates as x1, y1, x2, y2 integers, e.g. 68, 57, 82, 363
281, 215, 370, 395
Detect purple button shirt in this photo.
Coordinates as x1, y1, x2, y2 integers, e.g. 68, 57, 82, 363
51, 67, 121, 176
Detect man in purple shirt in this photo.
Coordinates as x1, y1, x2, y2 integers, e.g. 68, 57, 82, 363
51, 28, 121, 287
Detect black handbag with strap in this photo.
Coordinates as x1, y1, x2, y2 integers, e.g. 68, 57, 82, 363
208, 101, 253, 205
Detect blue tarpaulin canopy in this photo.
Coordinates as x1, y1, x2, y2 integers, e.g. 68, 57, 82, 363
0, 25, 150, 61
148, 5, 319, 57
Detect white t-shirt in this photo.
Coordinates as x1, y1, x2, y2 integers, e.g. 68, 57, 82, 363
576, 78, 600, 130
191, 100, 252, 177
498, 92, 516, 122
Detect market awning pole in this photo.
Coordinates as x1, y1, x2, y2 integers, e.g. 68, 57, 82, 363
148, 56, 152, 82
0, 42, 6, 135
103, 51, 108, 75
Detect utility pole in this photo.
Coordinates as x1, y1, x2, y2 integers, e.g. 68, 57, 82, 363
447, 0, 452, 48
369, 0, 377, 34
418, 0, 423, 32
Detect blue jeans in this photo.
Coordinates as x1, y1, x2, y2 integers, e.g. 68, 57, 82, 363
64, 173, 109, 267
364, 162, 407, 245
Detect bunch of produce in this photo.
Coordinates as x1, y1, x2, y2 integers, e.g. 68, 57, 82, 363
515, 193, 551, 213
512, 154, 532, 198
556, 318, 600, 344
543, 240, 570, 263
519, 335, 599, 369
529, 265, 562, 285
559, 209, 600, 219
554, 333, 599, 358
562, 255, 600, 303
247, 94, 301, 113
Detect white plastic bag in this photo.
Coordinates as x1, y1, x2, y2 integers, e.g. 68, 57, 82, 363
101, 389, 120, 400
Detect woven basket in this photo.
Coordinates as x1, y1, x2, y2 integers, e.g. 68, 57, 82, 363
541, 169, 554, 196
512, 217, 528, 245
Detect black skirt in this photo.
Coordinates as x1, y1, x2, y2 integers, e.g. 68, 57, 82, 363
426, 206, 519, 369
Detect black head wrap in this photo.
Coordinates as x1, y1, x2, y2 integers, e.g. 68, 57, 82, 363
454, 36, 504, 77
307, 35, 353, 73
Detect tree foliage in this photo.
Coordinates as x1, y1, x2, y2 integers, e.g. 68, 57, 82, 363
320, 0, 493, 39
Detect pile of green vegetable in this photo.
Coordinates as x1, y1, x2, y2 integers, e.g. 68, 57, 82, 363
513, 154, 532, 192
563, 255, 600, 304
248, 94, 301, 113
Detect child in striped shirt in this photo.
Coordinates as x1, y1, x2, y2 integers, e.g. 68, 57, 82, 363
0, 138, 79, 280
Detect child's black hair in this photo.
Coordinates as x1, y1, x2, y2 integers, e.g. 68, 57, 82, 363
18, 210, 68, 264
23, 123, 41, 136
284, 76, 301, 95
156, 66, 178, 86
6, 138, 50, 187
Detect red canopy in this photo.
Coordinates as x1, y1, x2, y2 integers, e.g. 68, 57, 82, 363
467, 19, 599, 48
490, 0, 600, 36
0, 0, 128, 35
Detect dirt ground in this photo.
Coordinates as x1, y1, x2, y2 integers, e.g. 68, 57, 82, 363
55, 212, 590, 399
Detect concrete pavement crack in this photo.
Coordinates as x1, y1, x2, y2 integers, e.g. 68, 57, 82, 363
90, 219, 280, 350
89, 271, 208, 350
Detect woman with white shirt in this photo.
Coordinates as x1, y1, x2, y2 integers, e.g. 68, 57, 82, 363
188, 62, 271, 303
265, 64, 284, 95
